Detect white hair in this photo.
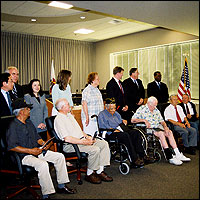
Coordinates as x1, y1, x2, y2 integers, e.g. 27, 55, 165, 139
147, 96, 158, 104
55, 98, 68, 111
13, 108, 23, 116
5, 66, 18, 73
169, 94, 177, 100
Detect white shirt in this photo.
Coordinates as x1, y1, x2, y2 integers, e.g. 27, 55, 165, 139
54, 112, 84, 141
1, 88, 9, 107
164, 104, 186, 122
183, 103, 194, 115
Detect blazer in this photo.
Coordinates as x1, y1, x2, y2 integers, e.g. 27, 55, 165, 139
122, 77, 145, 112
147, 81, 169, 103
9, 83, 24, 101
24, 93, 48, 133
179, 102, 198, 122
0, 91, 12, 117
106, 78, 127, 113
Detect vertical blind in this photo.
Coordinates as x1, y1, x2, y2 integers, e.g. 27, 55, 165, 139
110, 40, 199, 99
1, 32, 96, 92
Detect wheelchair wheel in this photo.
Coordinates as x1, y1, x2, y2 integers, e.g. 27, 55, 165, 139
154, 150, 162, 162
119, 162, 130, 175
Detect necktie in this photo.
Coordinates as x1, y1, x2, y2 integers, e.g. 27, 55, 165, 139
118, 81, 124, 94
12, 85, 18, 98
134, 79, 139, 88
185, 104, 190, 114
6, 92, 13, 114
174, 106, 182, 123
157, 82, 160, 89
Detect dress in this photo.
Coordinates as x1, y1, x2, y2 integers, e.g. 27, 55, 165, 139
164, 104, 197, 147
98, 109, 145, 162
81, 84, 104, 136
147, 81, 169, 103
51, 84, 73, 116
24, 93, 48, 134
54, 112, 110, 170
6, 118, 69, 195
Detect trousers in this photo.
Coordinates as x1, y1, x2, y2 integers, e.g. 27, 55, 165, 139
63, 138, 110, 171
22, 150, 69, 195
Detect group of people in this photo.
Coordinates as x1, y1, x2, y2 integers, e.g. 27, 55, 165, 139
0, 65, 199, 199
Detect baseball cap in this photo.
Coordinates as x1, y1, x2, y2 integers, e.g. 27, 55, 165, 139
12, 98, 33, 111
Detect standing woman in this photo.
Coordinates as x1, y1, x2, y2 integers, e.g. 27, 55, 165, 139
81, 72, 104, 136
51, 70, 74, 116
24, 79, 48, 141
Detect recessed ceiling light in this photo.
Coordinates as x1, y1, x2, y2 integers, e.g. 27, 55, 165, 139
48, 1, 73, 9
74, 29, 94, 34
31, 19, 37, 22
80, 16, 86, 19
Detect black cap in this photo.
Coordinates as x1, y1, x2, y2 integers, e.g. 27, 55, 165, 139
12, 98, 33, 111
105, 97, 116, 104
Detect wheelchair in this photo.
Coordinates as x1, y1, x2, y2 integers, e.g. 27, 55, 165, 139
131, 122, 167, 162
91, 115, 131, 175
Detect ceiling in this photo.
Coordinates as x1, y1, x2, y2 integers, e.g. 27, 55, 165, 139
1, 1, 199, 42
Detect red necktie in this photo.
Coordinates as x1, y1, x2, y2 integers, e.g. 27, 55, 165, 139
175, 106, 182, 123
186, 104, 190, 114
118, 81, 124, 94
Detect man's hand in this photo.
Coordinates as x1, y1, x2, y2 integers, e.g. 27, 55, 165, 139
178, 122, 186, 129
30, 147, 43, 156
137, 98, 144, 105
122, 105, 128, 111
144, 120, 151, 128
81, 137, 95, 145
38, 123, 46, 129
122, 120, 127, 125
186, 114, 192, 119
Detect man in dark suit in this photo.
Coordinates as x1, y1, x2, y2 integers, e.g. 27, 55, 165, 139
106, 66, 129, 121
147, 71, 169, 103
179, 94, 199, 143
122, 68, 145, 123
0, 73, 14, 117
6, 66, 24, 101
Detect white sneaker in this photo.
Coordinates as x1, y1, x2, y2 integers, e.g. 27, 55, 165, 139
176, 153, 191, 162
169, 155, 183, 166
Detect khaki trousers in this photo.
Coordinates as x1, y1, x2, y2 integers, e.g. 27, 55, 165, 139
63, 138, 110, 171
22, 150, 69, 195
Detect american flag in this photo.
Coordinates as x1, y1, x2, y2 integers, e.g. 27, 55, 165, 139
177, 57, 191, 102
49, 59, 56, 95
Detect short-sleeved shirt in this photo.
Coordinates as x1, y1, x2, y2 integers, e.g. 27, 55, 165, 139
98, 109, 122, 129
6, 118, 41, 159
54, 112, 84, 140
132, 104, 164, 128
52, 84, 74, 107
81, 84, 104, 121
164, 104, 186, 122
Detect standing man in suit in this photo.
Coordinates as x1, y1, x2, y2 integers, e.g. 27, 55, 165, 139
147, 71, 169, 103
106, 66, 129, 121
123, 68, 145, 123
6, 66, 24, 101
0, 73, 14, 117
179, 94, 199, 143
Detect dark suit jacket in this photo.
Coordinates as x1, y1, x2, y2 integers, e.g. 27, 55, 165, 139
122, 77, 145, 112
147, 81, 169, 103
9, 83, 24, 101
106, 78, 127, 114
0, 91, 12, 117
179, 102, 198, 122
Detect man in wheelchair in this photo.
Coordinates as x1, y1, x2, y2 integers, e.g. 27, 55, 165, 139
98, 98, 155, 169
131, 96, 191, 166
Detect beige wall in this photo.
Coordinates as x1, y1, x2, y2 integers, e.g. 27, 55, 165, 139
95, 27, 198, 89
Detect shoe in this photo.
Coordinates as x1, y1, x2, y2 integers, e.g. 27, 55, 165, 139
169, 155, 183, 166
57, 186, 77, 194
185, 147, 196, 155
85, 172, 102, 184
176, 152, 191, 162
143, 155, 156, 164
130, 158, 144, 169
97, 171, 113, 182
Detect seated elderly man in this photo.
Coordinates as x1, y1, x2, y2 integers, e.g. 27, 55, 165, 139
54, 98, 113, 184
179, 94, 199, 144
6, 98, 76, 200
164, 94, 197, 155
98, 98, 155, 168
131, 96, 190, 166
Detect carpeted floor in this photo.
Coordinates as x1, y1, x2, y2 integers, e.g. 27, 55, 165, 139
0, 150, 199, 199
